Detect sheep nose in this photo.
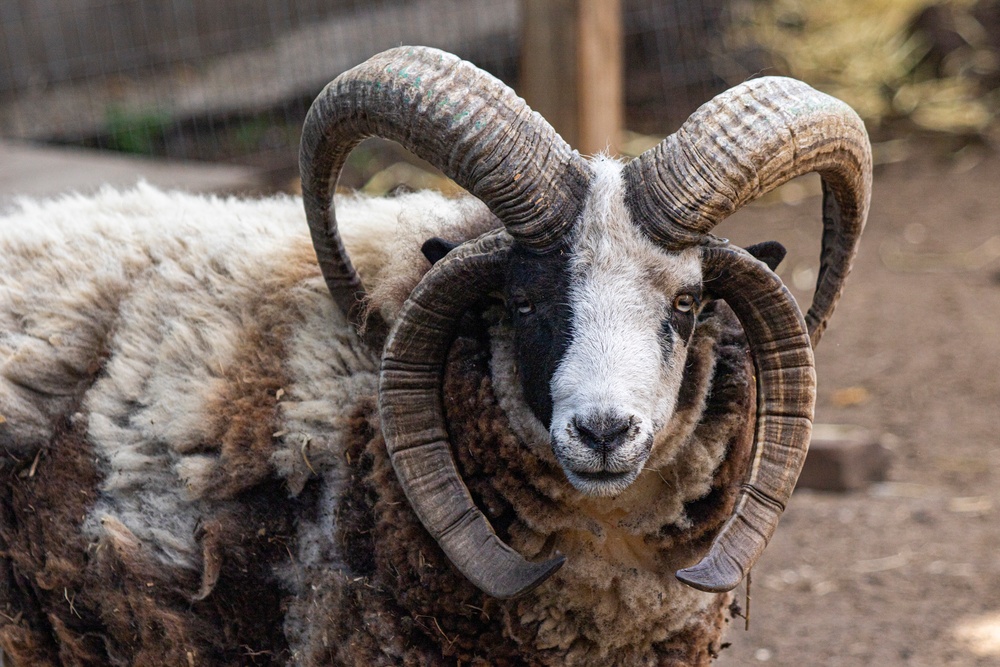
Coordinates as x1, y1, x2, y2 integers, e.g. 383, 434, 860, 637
573, 415, 633, 454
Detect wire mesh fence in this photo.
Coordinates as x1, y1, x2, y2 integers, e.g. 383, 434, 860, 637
2, 0, 997, 187
0, 0, 740, 186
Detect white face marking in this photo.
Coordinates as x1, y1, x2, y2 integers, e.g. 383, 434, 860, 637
549, 158, 702, 497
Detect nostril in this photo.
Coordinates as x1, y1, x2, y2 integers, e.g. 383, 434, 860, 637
573, 415, 633, 453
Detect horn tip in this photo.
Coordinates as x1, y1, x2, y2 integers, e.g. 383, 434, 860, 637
488, 553, 567, 600
675, 555, 743, 593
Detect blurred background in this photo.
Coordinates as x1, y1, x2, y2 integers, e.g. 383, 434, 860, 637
3, 0, 998, 195
2, 1, 1000, 665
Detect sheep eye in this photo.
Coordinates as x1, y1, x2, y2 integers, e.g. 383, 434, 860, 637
673, 294, 695, 313
516, 301, 535, 316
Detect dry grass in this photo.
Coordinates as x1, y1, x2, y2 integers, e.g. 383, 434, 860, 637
724, 0, 1000, 135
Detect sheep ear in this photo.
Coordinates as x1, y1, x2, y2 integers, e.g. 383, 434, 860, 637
422, 237, 460, 266
744, 241, 787, 272
704, 242, 786, 301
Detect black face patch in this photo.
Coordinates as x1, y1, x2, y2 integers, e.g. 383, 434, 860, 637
504, 246, 574, 428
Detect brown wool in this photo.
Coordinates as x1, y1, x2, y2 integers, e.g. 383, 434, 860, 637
199, 254, 320, 499
317, 305, 755, 666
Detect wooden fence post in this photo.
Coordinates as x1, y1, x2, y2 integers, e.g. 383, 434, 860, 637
520, 0, 623, 156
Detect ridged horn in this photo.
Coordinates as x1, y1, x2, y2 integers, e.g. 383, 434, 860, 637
378, 230, 565, 599
624, 76, 872, 346
676, 242, 815, 592
301, 46, 589, 342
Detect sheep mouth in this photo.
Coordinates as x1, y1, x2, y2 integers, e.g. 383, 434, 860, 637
553, 432, 654, 496
563, 467, 641, 497
573, 469, 632, 483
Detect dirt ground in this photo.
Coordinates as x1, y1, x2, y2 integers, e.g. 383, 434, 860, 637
708, 148, 1000, 666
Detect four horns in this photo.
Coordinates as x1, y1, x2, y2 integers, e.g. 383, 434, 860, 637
301, 46, 871, 598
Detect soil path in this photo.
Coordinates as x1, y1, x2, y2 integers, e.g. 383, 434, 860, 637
713, 152, 1000, 666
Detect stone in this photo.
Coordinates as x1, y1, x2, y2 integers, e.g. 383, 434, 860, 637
796, 424, 892, 492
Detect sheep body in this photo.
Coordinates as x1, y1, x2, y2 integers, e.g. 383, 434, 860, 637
0, 181, 756, 665
0, 184, 484, 664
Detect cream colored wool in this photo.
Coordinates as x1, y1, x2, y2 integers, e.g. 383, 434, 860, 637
0, 183, 496, 570
0, 180, 749, 665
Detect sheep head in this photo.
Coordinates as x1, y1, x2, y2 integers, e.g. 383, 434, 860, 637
301, 47, 871, 599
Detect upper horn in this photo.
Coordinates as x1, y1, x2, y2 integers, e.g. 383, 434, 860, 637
300, 46, 590, 342
623, 76, 872, 346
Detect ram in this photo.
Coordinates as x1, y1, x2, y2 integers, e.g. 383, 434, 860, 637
0, 47, 870, 666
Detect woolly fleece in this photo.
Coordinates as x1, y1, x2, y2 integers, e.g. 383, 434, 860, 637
0, 184, 755, 665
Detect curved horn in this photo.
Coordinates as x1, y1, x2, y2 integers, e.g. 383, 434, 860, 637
676, 241, 815, 593
623, 77, 872, 346
301, 46, 589, 340
379, 230, 565, 599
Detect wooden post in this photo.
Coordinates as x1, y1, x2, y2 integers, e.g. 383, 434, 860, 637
520, 0, 623, 156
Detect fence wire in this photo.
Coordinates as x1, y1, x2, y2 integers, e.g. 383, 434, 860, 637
0, 0, 737, 182
4, 0, 994, 183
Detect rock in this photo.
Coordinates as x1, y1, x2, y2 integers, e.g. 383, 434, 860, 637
797, 424, 892, 492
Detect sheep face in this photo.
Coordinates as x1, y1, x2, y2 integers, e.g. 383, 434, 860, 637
307, 46, 870, 598
507, 159, 703, 497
